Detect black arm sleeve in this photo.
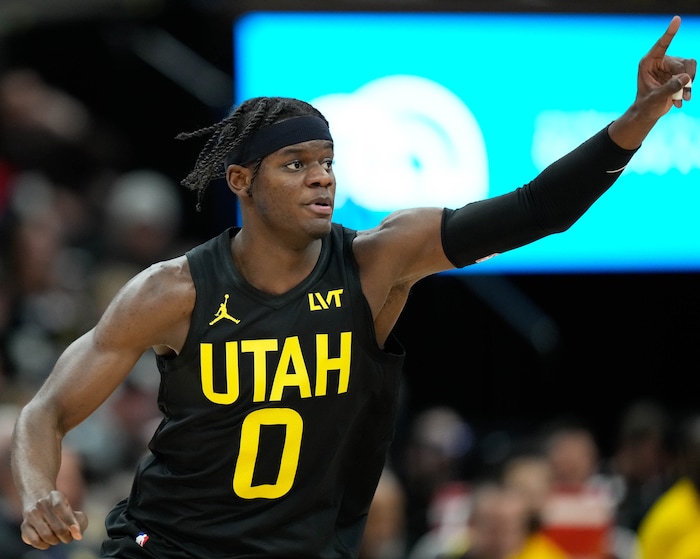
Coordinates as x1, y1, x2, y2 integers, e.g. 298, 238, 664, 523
441, 124, 638, 268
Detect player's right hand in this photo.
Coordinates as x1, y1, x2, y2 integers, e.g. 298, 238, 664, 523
20, 490, 88, 549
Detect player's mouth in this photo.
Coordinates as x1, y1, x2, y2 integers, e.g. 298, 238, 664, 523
306, 197, 333, 216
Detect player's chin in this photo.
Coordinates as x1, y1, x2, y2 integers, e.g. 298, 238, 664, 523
308, 218, 333, 239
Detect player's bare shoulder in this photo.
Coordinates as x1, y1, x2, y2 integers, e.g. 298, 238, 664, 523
97, 254, 196, 355
140, 254, 194, 300
114, 255, 194, 307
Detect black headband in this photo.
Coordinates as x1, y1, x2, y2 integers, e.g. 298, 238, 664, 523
225, 115, 333, 166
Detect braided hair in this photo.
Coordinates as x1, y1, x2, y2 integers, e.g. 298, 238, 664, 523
176, 97, 329, 211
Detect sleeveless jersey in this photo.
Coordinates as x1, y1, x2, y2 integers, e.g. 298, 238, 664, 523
101, 224, 405, 559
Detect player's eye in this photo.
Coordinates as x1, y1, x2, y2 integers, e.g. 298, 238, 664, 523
285, 160, 303, 170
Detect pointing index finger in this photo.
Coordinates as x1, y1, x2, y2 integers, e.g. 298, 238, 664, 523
648, 15, 681, 60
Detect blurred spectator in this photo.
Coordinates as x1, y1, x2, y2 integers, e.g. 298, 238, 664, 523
501, 451, 571, 559
544, 422, 602, 490
100, 168, 184, 270
636, 412, 700, 559
396, 406, 473, 548
0, 403, 99, 558
608, 400, 676, 534
538, 421, 617, 559
501, 451, 553, 531
360, 466, 409, 559
0, 171, 96, 392
407, 480, 472, 559
456, 482, 531, 559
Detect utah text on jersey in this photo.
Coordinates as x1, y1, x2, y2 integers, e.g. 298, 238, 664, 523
199, 333, 351, 405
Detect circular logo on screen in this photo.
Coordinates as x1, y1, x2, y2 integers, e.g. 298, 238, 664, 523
312, 75, 488, 212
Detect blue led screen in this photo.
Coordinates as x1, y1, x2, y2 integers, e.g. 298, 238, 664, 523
234, 12, 700, 273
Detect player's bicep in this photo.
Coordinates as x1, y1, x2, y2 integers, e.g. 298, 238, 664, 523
357, 207, 453, 284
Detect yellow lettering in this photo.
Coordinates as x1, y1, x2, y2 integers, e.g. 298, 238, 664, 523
325, 288, 343, 307
315, 332, 351, 396
269, 337, 312, 401
241, 339, 278, 402
200, 342, 240, 405
308, 293, 323, 311
315, 293, 329, 309
234, 408, 303, 499
201, 332, 353, 404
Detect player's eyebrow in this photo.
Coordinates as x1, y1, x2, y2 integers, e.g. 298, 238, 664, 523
277, 140, 334, 156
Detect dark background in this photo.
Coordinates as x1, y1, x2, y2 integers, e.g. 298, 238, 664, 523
1, 0, 698, 458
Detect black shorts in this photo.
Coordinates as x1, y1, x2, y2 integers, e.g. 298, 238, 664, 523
101, 536, 157, 559
101, 500, 192, 559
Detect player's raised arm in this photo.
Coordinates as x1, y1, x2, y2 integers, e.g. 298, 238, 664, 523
609, 15, 695, 149
356, 15, 695, 344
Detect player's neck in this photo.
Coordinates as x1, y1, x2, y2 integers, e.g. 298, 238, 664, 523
230, 230, 322, 295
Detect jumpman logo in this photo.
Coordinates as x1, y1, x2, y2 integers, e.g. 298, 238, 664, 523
209, 294, 241, 325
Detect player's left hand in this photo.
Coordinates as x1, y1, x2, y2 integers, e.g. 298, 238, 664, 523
635, 15, 696, 115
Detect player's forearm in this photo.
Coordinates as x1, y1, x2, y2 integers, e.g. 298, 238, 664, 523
608, 103, 661, 150
441, 124, 637, 268
11, 402, 64, 506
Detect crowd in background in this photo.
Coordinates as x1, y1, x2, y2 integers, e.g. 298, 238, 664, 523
0, 32, 699, 559
0, 65, 198, 558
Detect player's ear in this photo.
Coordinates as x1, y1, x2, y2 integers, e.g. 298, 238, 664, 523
226, 164, 252, 195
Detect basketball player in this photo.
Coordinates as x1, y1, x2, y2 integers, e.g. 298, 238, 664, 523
11, 15, 695, 559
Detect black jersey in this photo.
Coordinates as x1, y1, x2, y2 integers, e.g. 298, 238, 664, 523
101, 224, 405, 559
